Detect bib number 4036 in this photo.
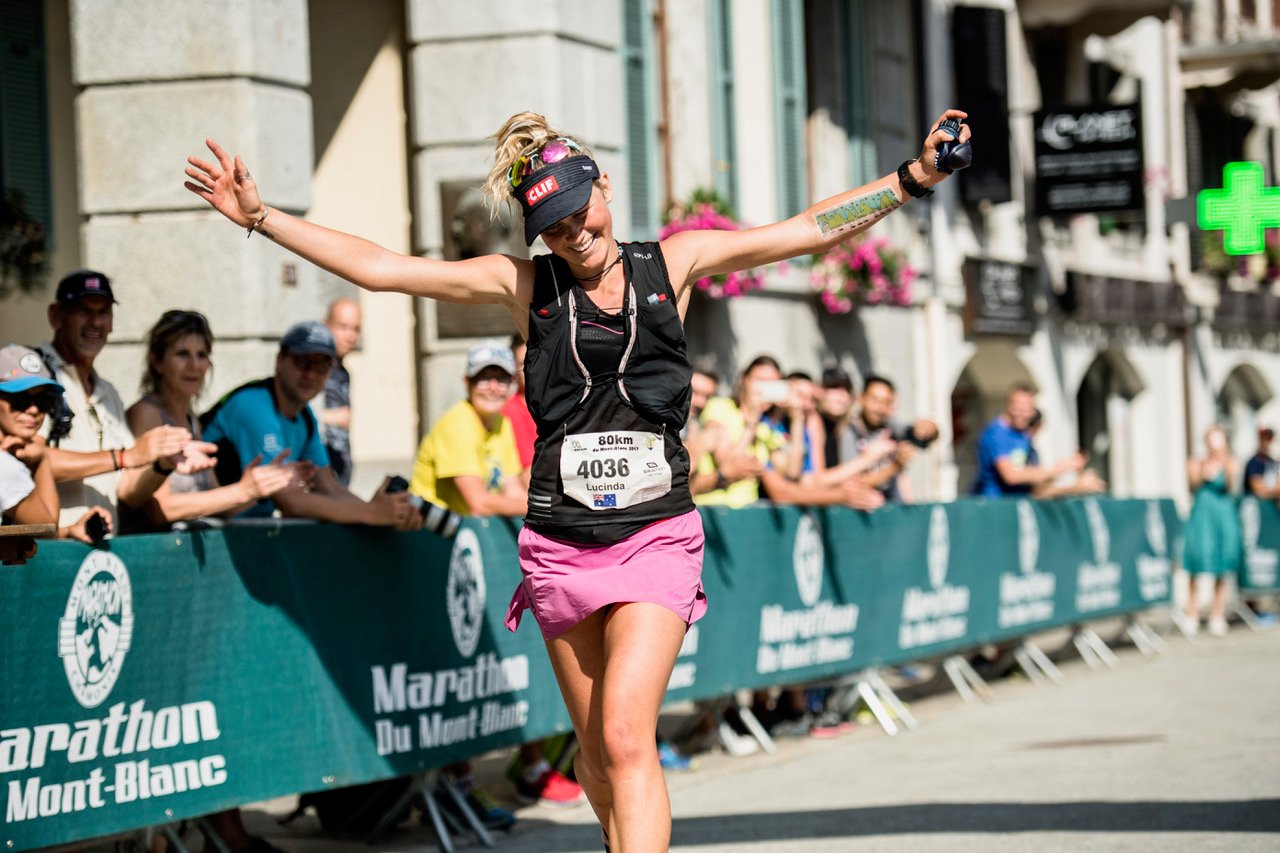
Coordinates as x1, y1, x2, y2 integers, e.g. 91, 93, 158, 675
577, 458, 631, 479
560, 430, 672, 511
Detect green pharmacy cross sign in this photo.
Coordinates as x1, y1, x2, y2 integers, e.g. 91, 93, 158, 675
1197, 161, 1280, 255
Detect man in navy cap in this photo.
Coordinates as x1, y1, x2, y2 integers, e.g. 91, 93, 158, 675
38, 270, 215, 529
201, 320, 416, 527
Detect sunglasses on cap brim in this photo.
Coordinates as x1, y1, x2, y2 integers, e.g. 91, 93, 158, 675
508, 138, 584, 190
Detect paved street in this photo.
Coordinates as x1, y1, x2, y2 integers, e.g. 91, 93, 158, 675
243, 620, 1280, 852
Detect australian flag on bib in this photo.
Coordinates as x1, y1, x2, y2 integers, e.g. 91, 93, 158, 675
593, 493, 618, 508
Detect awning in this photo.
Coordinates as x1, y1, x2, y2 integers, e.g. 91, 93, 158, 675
1018, 0, 1188, 35
1181, 38, 1280, 92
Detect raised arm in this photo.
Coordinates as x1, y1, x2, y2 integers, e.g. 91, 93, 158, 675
661, 110, 969, 299
184, 140, 534, 316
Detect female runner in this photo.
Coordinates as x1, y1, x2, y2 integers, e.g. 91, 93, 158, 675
185, 108, 969, 852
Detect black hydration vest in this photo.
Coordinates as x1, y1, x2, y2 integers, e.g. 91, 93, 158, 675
523, 241, 694, 545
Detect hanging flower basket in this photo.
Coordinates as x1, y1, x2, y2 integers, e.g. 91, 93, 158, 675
810, 235, 916, 314
0, 192, 48, 297
660, 189, 766, 298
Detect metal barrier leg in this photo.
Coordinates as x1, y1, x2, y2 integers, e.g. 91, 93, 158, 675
1125, 620, 1167, 657
1021, 641, 1065, 684
855, 676, 899, 736
1012, 647, 1045, 685
416, 772, 455, 853
1233, 599, 1265, 631
161, 824, 195, 853
363, 773, 425, 843
1072, 631, 1105, 669
735, 703, 778, 754
1078, 627, 1120, 668
194, 818, 233, 853
941, 655, 991, 703
437, 774, 496, 848
867, 670, 918, 730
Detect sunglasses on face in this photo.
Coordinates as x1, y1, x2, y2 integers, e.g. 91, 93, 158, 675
288, 354, 334, 375
1, 391, 59, 414
507, 137, 584, 189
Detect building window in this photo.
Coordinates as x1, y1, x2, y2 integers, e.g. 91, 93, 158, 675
622, 0, 661, 239
0, 0, 52, 240
773, 0, 808, 218
708, 0, 738, 208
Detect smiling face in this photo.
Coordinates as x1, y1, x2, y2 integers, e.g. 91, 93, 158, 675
50, 295, 113, 364
153, 332, 211, 403
538, 180, 616, 275
860, 381, 897, 430
467, 367, 515, 420
0, 389, 55, 439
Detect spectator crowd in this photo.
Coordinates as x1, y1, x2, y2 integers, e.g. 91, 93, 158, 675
3, 268, 1278, 848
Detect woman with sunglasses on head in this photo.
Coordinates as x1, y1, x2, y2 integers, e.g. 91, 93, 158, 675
120, 311, 297, 534
0, 344, 112, 542
186, 108, 969, 851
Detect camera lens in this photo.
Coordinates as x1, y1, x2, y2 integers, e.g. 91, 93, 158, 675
423, 502, 462, 538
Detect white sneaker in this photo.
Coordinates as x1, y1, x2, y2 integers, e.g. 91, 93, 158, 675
1208, 617, 1228, 637
717, 722, 759, 757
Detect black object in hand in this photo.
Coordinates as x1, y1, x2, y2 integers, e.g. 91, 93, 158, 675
85, 513, 108, 543
386, 475, 462, 538
892, 424, 937, 449
933, 118, 973, 174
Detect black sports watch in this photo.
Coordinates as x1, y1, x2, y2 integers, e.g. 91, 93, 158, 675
897, 160, 933, 199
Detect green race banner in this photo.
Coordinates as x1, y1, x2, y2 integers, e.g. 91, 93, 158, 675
1, 498, 1179, 850
1239, 496, 1280, 591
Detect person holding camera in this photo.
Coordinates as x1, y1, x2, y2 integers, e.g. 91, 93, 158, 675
199, 321, 416, 529
0, 344, 112, 542
37, 271, 218, 531
841, 374, 937, 505
185, 105, 970, 851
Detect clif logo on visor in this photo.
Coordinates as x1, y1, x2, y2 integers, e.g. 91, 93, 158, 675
525, 176, 560, 206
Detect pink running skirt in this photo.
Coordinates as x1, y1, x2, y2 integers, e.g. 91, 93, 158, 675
504, 509, 707, 640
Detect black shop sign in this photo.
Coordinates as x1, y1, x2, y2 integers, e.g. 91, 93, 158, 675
962, 258, 1038, 336
1034, 102, 1144, 215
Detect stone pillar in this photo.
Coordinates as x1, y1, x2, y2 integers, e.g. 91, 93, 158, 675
70, 0, 317, 397
403, 0, 625, 425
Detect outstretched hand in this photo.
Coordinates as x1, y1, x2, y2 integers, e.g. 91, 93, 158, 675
917, 109, 971, 186
184, 139, 264, 227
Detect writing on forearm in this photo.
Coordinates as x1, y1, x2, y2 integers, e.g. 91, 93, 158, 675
814, 188, 901, 239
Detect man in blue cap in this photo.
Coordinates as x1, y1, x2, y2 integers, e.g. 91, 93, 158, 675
201, 320, 416, 527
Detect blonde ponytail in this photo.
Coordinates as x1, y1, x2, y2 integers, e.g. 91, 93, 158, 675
483, 112, 594, 218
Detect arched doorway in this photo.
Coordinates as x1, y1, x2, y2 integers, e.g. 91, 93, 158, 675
1217, 363, 1273, 458
1076, 350, 1145, 496
951, 342, 1037, 495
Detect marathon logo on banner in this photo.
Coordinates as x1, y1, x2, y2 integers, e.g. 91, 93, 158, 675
756, 514, 859, 675
371, 530, 532, 757
899, 507, 970, 648
998, 502, 1056, 628
1077, 500, 1122, 611
3, 553, 227, 826
1137, 501, 1173, 601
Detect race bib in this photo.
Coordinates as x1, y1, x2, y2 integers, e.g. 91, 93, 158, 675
560, 430, 672, 510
